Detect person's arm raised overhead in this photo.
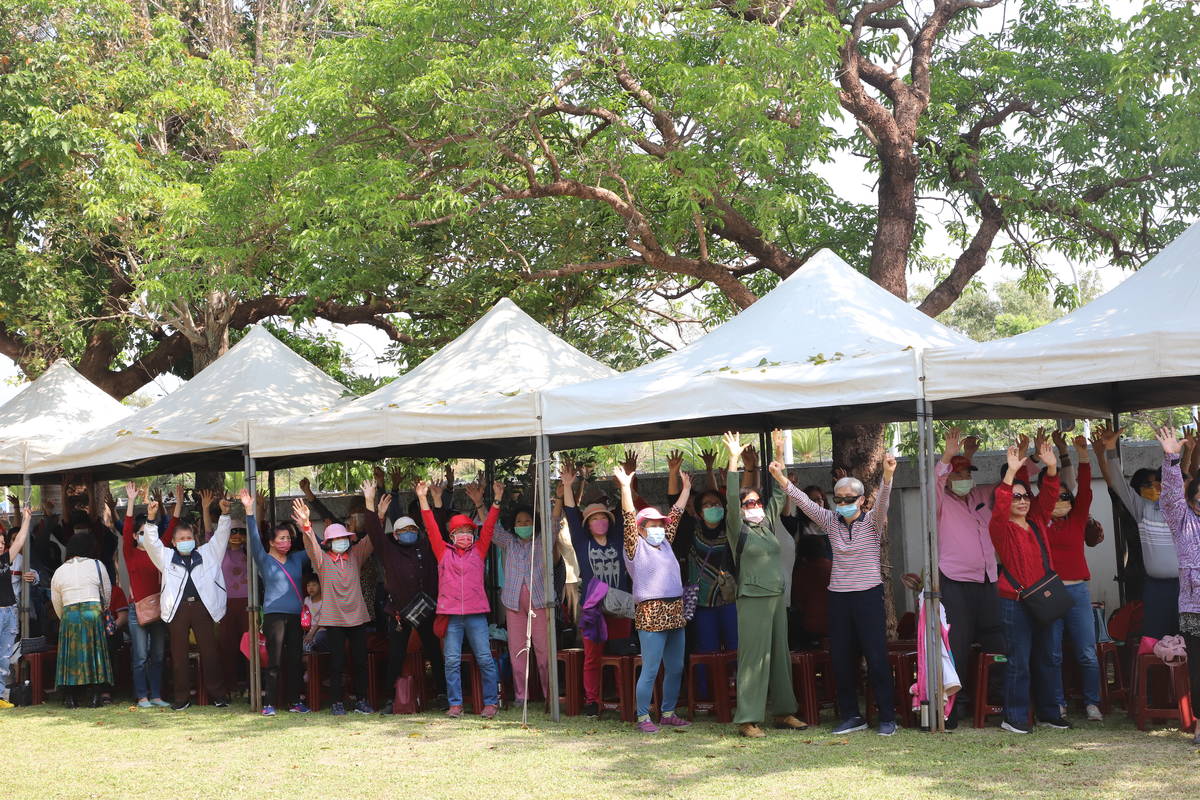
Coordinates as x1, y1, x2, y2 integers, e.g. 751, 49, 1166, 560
1156, 425, 1187, 536
1053, 429, 1077, 494
1093, 423, 1137, 516
613, 465, 638, 560
293, 498, 321, 569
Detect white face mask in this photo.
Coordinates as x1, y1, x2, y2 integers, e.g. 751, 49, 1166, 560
644, 526, 666, 546
175, 539, 196, 556
743, 508, 766, 524
330, 538, 351, 554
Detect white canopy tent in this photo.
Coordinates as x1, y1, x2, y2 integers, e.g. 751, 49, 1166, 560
542, 248, 971, 448
247, 298, 617, 467
0, 360, 132, 484
27, 325, 348, 479
923, 220, 1200, 419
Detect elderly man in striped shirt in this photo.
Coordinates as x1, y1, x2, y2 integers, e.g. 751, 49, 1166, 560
769, 452, 897, 736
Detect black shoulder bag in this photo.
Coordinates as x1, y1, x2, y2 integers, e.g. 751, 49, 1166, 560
998, 520, 1073, 626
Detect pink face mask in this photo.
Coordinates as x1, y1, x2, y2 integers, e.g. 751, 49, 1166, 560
452, 532, 475, 549
588, 518, 610, 537
273, 538, 292, 554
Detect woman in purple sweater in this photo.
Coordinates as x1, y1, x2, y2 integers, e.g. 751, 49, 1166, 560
614, 464, 692, 734
1154, 425, 1200, 744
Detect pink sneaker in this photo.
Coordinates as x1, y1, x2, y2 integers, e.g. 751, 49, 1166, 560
636, 719, 660, 734
446, 705, 463, 718
658, 713, 691, 728
480, 704, 498, 719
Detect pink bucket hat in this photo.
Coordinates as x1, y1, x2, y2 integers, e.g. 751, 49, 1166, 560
634, 507, 668, 527
322, 523, 353, 540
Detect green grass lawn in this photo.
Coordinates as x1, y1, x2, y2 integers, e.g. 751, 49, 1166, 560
6, 705, 1197, 800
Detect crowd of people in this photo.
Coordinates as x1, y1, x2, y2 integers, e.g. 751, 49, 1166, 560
0, 424, 1196, 741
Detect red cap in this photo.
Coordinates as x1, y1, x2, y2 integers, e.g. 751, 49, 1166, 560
949, 455, 977, 473
447, 514, 478, 533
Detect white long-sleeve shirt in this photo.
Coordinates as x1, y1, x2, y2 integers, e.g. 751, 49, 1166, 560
51, 557, 111, 618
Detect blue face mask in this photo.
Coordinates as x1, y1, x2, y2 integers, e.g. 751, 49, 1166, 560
396, 530, 419, 545
835, 504, 859, 519
176, 539, 196, 556
330, 538, 351, 554
514, 525, 534, 540
644, 527, 666, 547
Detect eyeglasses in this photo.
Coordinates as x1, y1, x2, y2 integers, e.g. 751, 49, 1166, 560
833, 495, 861, 504
1011, 493, 1032, 502
741, 499, 763, 509
1058, 493, 1074, 502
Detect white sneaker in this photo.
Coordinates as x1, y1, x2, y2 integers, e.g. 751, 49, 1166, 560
1086, 704, 1103, 722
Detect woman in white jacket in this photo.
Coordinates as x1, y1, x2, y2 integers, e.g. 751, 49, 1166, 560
141, 496, 233, 710
51, 531, 113, 708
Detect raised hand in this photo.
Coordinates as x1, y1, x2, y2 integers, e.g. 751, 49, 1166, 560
768, 460, 787, 484
1096, 423, 1122, 451
298, 477, 313, 497
741, 444, 759, 471
1155, 425, 1182, 455
1038, 440, 1057, 469
414, 480, 430, 499
1033, 427, 1049, 457
443, 463, 455, 488
962, 435, 980, 459
722, 431, 746, 458
373, 465, 386, 489
430, 479, 446, 503
1016, 433, 1031, 457
666, 449, 684, 474
151, 486, 163, 506
237, 488, 253, 510
882, 452, 898, 479
146, 497, 161, 521
291, 497, 310, 528
1073, 435, 1089, 457
463, 477, 484, 507
943, 426, 961, 458
699, 449, 717, 472
491, 480, 505, 504
1052, 429, 1068, 453
559, 459, 577, 487
360, 478, 376, 504
256, 490, 267, 516
125, 481, 139, 504
679, 470, 692, 492
612, 465, 634, 487
622, 449, 638, 474
389, 465, 403, 489
771, 429, 786, 456
198, 488, 215, 508
218, 495, 231, 515
1006, 444, 1023, 472
378, 492, 392, 518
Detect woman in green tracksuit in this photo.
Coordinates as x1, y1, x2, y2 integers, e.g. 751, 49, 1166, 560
723, 430, 806, 738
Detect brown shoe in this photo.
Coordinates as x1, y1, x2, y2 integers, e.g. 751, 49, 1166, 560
774, 714, 808, 730
739, 723, 766, 738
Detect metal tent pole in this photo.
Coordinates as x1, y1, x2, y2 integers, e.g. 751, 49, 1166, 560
534, 432, 560, 721
243, 448, 262, 712
916, 399, 944, 732
18, 475, 32, 640
1110, 411, 1128, 606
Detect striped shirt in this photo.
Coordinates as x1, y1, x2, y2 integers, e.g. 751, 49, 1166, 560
785, 480, 891, 592
309, 538, 373, 627
493, 524, 552, 611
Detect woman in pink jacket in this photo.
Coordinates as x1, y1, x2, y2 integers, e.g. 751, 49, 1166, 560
417, 478, 502, 719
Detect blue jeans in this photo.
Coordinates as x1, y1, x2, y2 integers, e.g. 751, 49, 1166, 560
1000, 597, 1061, 724
1049, 583, 1101, 707
1142, 576, 1180, 638
0, 605, 16, 700
690, 602, 738, 698
128, 604, 167, 701
443, 614, 499, 708
636, 627, 685, 719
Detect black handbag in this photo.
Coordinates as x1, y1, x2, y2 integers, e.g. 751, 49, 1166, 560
397, 591, 436, 629
999, 521, 1074, 626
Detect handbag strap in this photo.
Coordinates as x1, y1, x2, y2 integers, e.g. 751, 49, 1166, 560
93, 559, 111, 609
998, 519, 1053, 595
274, 556, 304, 604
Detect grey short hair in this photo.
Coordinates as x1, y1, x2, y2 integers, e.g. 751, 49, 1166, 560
834, 476, 865, 497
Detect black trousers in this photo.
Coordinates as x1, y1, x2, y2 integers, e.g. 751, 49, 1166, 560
1184, 634, 1200, 720
386, 614, 446, 696
263, 613, 302, 708
940, 573, 1007, 711
324, 624, 368, 703
828, 585, 895, 723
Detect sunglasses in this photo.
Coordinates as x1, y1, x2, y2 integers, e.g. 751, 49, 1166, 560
833, 495, 861, 504
1011, 493, 1032, 502
1058, 493, 1074, 502
741, 499, 763, 509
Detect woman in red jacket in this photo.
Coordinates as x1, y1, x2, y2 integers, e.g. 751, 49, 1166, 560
990, 440, 1070, 734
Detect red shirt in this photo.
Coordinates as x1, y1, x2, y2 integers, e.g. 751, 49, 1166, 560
109, 584, 128, 611
122, 515, 175, 603
990, 472, 1060, 600
1046, 464, 1093, 582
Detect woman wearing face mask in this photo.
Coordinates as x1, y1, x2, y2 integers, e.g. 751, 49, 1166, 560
418, 477, 502, 719
218, 505, 250, 701
240, 487, 310, 716
724, 431, 804, 738
990, 440, 1069, 734
1154, 426, 1200, 744
1095, 423, 1177, 640
561, 459, 631, 718
363, 487, 443, 714
51, 530, 113, 708
773, 443, 898, 737
295, 480, 376, 716
476, 474, 552, 709
665, 451, 738, 704
0, 505, 31, 709
614, 463, 692, 734
1042, 435, 1101, 722
119, 483, 171, 709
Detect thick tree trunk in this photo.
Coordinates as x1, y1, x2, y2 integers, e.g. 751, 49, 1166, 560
831, 421, 897, 639
191, 324, 232, 494
868, 150, 919, 302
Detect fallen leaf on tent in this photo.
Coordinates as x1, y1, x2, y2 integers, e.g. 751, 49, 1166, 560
407, 733, 421, 738
207, 417, 220, 424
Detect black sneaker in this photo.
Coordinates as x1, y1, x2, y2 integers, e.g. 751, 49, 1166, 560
354, 700, 374, 714
212, 697, 230, 708
583, 702, 599, 719
832, 716, 868, 734
171, 700, 191, 711
1038, 716, 1072, 730
331, 702, 346, 716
